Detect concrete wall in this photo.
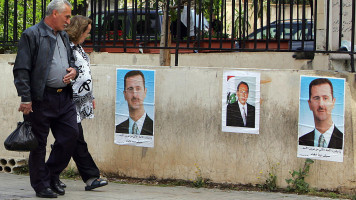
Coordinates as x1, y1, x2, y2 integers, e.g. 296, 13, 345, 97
0, 53, 355, 192
90, 52, 332, 70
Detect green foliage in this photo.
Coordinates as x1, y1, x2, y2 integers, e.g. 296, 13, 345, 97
0, 0, 85, 53
0, 0, 44, 42
264, 171, 277, 191
249, 0, 312, 19
60, 167, 80, 179
232, 8, 250, 39
192, 163, 206, 188
249, 0, 268, 19
13, 165, 29, 175
270, 0, 312, 4
70, 0, 85, 6
257, 162, 279, 191
285, 158, 314, 194
154, 0, 223, 24
327, 192, 339, 199
200, 0, 223, 20
308, 188, 351, 199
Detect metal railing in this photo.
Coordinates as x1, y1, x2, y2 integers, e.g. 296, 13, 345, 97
0, 0, 355, 69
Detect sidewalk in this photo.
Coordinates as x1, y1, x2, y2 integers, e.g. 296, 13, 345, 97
0, 172, 342, 200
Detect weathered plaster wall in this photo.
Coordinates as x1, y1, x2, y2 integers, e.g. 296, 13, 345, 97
1, 53, 355, 192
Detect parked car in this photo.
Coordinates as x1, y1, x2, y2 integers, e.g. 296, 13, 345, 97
90, 9, 163, 40
246, 19, 314, 50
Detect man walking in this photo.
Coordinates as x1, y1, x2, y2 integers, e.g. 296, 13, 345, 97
13, 0, 79, 198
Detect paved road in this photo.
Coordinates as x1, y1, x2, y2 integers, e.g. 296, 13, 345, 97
0, 172, 343, 200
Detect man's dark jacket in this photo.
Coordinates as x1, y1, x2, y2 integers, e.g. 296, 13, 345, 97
299, 126, 343, 149
13, 20, 78, 102
226, 101, 255, 128
115, 114, 153, 136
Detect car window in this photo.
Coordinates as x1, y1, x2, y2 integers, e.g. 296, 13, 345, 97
292, 23, 313, 40
135, 14, 157, 35
107, 15, 124, 31
91, 10, 162, 40
280, 24, 291, 39
248, 21, 313, 41
249, 25, 277, 39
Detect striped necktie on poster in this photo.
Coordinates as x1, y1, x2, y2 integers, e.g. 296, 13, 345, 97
243, 107, 247, 126
318, 134, 326, 147
132, 122, 139, 135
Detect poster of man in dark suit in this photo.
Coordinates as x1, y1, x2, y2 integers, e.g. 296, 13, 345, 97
298, 76, 345, 162
299, 78, 343, 149
115, 70, 153, 135
226, 81, 255, 128
115, 69, 155, 147
222, 71, 260, 134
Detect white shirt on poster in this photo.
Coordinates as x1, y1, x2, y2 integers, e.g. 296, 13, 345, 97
313, 123, 334, 147
128, 112, 147, 135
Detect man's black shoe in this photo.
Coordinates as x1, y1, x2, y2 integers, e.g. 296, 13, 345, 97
36, 188, 58, 198
58, 180, 66, 188
50, 181, 65, 195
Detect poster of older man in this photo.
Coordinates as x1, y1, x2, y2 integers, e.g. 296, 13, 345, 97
222, 71, 260, 134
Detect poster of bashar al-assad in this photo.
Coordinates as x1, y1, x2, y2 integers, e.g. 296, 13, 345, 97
298, 76, 345, 162
114, 69, 155, 148
222, 71, 260, 134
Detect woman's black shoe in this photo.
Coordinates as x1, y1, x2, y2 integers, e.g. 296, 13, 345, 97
85, 178, 108, 191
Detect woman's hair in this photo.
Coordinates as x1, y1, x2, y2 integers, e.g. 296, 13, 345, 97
66, 15, 92, 43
